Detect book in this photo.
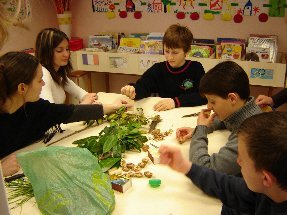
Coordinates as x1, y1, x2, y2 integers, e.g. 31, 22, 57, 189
140, 40, 163, 54
248, 35, 277, 63
117, 37, 141, 53
246, 47, 271, 62
88, 35, 114, 52
188, 45, 214, 58
217, 43, 242, 60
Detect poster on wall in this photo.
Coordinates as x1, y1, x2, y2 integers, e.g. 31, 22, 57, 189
1, 0, 32, 22
109, 56, 128, 69
139, 56, 159, 70
91, 0, 286, 22
250, 68, 274, 79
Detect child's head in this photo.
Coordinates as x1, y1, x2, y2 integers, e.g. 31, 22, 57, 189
0, 52, 43, 109
163, 24, 193, 53
35, 28, 72, 86
163, 24, 193, 68
199, 61, 250, 120
238, 112, 287, 193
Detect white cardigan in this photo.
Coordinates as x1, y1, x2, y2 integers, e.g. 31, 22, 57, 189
40, 66, 87, 104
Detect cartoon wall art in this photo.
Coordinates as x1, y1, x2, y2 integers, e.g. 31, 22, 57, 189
91, 0, 287, 22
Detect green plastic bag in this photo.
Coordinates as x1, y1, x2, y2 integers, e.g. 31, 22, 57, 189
17, 146, 115, 215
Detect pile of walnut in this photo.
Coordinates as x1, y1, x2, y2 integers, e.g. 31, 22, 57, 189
108, 144, 153, 180
150, 129, 173, 141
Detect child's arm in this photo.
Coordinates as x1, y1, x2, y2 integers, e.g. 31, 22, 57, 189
133, 63, 161, 100
190, 128, 240, 175
186, 164, 256, 214
271, 88, 287, 108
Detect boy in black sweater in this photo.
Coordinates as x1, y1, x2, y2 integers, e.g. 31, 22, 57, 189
159, 112, 287, 214
121, 24, 206, 111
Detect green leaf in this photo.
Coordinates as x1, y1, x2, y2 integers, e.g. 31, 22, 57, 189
99, 158, 121, 172
103, 135, 118, 153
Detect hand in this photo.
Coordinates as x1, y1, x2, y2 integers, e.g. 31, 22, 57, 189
176, 127, 194, 143
103, 98, 134, 114
1, 154, 20, 177
121, 85, 136, 100
255, 95, 274, 107
153, 98, 175, 111
80, 93, 98, 104
197, 109, 215, 127
159, 145, 192, 174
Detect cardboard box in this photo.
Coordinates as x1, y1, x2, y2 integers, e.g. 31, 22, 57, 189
111, 178, 132, 193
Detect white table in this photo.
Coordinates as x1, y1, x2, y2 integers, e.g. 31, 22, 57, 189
9, 93, 229, 215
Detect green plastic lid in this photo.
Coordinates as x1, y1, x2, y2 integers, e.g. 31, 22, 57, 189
149, 179, 161, 188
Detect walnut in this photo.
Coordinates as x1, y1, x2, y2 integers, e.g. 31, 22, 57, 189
126, 163, 135, 169
133, 165, 141, 172
133, 172, 143, 178
142, 144, 150, 152
144, 171, 153, 178
142, 157, 149, 164
122, 166, 129, 172
138, 162, 146, 168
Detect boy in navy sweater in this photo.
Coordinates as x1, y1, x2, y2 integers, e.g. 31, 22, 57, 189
160, 112, 287, 214
121, 24, 206, 111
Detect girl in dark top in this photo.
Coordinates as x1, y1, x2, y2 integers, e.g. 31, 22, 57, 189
121, 24, 207, 111
0, 52, 132, 177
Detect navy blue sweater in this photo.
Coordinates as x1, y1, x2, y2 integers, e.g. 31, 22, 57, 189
0, 99, 104, 158
133, 60, 207, 107
187, 164, 287, 215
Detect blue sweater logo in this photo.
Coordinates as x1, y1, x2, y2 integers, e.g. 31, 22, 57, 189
181, 79, 194, 90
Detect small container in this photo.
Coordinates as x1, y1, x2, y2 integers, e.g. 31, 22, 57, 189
69, 37, 83, 51
149, 179, 161, 188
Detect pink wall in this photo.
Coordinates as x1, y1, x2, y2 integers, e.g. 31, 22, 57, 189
70, 1, 287, 99
71, 1, 287, 52
1, 1, 58, 54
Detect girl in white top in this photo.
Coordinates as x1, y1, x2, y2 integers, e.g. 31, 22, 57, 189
36, 28, 97, 104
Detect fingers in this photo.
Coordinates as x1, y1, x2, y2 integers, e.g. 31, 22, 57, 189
2, 154, 20, 177
81, 93, 98, 104
159, 145, 174, 165
255, 95, 264, 105
255, 95, 273, 106
154, 99, 175, 111
176, 127, 193, 143
121, 85, 136, 99
92, 101, 102, 105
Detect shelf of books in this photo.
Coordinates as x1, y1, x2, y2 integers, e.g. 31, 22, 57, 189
70, 51, 286, 88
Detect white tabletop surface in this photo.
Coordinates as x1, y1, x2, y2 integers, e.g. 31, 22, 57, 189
9, 92, 230, 215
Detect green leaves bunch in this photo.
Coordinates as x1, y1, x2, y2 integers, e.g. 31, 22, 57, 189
74, 107, 149, 172
5, 178, 33, 209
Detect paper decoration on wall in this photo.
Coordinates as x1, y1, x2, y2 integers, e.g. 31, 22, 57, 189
82, 54, 99, 65
109, 56, 128, 69
1, 0, 32, 22
139, 56, 159, 70
269, 0, 286, 17
91, 0, 286, 22
250, 68, 273, 80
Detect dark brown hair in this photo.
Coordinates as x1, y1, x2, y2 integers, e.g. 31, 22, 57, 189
35, 28, 72, 86
0, 52, 39, 107
163, 24, 193, 53
199, 61, 250, 100
238, 112, 287, 190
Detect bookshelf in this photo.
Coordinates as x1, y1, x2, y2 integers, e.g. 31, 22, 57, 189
70, 51, 286, 89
